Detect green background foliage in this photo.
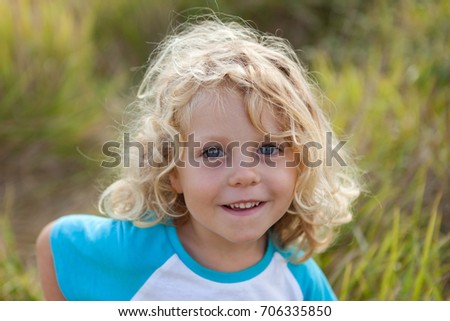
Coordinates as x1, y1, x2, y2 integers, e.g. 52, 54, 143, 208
1, 0, 449, 300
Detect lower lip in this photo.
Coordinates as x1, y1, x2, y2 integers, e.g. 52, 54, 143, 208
221, 202, 266, 217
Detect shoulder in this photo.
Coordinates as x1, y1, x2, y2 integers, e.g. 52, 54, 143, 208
51, 214, 168, 253
49, 214, 173, 300
276, 249, 337, 301
36, 221, 66, 300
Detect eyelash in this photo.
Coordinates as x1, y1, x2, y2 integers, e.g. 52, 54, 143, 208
258, 144, 282, 156
202, 146, 224, 158
201, 144, 283, 158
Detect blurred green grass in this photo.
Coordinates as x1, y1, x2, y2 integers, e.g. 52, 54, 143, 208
1, 0, 449, 300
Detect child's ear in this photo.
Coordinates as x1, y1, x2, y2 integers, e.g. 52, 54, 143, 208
169, 170, 183, 194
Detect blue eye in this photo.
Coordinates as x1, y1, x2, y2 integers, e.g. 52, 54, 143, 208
202, 146, 224, 158
258, 144, 280, 156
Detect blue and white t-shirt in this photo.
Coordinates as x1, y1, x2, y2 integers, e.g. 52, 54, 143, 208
50, 214, 337, 301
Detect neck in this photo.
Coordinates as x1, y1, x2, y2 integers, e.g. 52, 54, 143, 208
176, 222, 268, 272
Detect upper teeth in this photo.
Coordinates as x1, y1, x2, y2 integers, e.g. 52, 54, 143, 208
228, 202, 261, 209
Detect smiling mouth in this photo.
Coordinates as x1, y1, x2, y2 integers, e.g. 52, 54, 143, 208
223, 201, 264, 211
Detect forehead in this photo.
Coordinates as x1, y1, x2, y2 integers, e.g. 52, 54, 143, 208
181, 87, 285, 137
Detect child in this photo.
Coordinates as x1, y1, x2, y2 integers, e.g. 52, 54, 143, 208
36, 15, 359, 300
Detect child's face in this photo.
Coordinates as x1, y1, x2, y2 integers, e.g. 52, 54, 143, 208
170, 89, 297, 247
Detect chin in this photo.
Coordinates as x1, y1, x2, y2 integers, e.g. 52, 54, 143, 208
225, 231, 266, 244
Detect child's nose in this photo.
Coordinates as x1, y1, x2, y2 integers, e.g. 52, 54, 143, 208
227, 162, 261, 187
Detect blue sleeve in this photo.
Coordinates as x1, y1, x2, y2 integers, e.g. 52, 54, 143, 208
50, 214, 173, 300
287, 258, 337, 301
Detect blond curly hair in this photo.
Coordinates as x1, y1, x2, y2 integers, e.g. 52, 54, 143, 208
99, 15, 360, 262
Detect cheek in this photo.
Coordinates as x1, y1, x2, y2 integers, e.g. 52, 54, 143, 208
272, 166, 297, 190
177, 167, 217, 198
181, 178, 216, 215
277, 171, 297, 211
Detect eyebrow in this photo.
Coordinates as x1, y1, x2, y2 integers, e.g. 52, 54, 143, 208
192, 134, 289, 145
193, 134, 229, 142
